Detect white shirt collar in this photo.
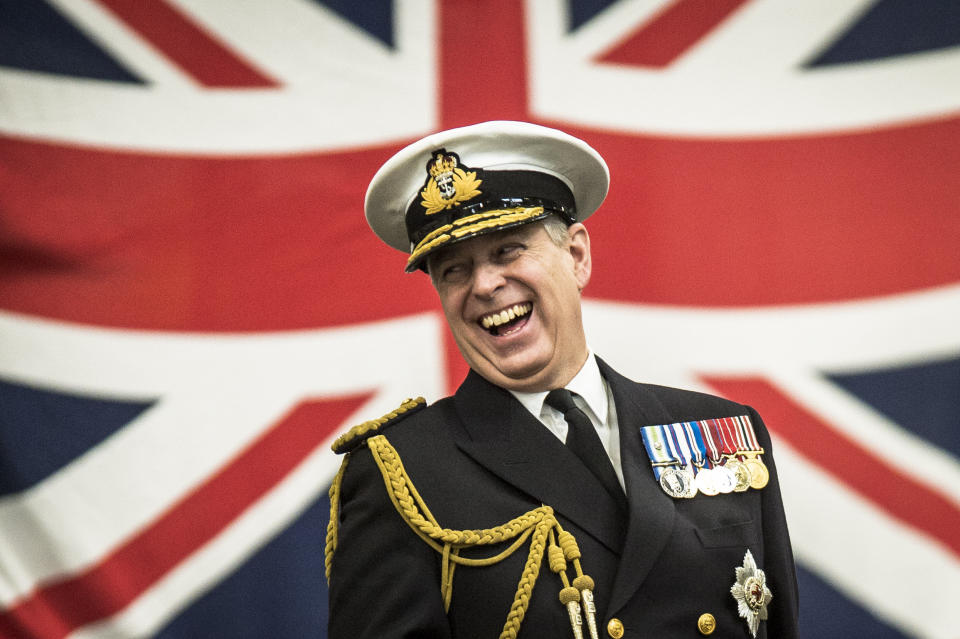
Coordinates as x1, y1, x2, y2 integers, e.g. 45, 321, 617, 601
509, 351, 608, 424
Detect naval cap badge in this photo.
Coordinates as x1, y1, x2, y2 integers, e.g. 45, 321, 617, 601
419, 149, 482, 215
730, 549, 772, 638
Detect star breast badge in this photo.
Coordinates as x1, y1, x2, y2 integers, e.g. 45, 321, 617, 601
730, 550, 772, 637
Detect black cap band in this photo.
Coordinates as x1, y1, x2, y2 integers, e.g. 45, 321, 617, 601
405, 169, 576, 247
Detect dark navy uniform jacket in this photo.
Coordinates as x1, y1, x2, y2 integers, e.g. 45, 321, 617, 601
328, 358, 799, 638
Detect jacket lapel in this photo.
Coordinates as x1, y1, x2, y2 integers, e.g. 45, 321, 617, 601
597, 359, 678, 617
452, 371, 626, 554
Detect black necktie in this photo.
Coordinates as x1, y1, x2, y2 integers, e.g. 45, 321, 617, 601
545, 389, 626, 510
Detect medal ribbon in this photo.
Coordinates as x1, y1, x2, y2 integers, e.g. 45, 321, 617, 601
640, 426, 677, 480
718, 417, 746, 457
673, 422, 703, 471
682, 421, 708, 470
735, 415, 762, 453
663, 424, 690, 470
699, 419, 723, 467
707, 418, 737, 457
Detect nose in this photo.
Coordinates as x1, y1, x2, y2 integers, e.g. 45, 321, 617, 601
471, 262, 506, 299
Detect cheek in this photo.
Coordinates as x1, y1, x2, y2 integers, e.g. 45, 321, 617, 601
438, 290, 468, 324
440, 300, 459, 325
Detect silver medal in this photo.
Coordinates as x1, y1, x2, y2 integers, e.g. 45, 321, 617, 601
659, 467, 690, 498
695, 467, 719, 496
713, 465, 736, 494
678, 467, 697, 498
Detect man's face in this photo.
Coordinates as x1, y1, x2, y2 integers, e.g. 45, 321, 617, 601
428, 221, 592, 392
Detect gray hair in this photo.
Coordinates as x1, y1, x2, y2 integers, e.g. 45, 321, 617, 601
541, 214, 571, 248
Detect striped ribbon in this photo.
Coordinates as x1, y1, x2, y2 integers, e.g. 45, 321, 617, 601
640, 425, 677, 480
682, 421, 708, 468
735, 415, 762, 452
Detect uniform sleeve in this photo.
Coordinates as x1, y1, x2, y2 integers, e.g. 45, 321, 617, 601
749, 406, 800, 638
328, 445, 451, 639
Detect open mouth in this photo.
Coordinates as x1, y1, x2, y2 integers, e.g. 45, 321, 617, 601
479, 302, 533, 336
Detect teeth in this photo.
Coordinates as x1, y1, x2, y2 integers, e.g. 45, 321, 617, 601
481, 303, 532, 329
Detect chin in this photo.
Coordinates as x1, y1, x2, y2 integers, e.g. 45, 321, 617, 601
461, 340, 557, 389
489, 364, 556, 392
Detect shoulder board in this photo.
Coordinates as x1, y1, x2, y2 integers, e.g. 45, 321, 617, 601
331, 397, 427, 455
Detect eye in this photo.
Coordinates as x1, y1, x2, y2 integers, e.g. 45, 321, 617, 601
495, 243, 524, 261
440, 262, 468, 283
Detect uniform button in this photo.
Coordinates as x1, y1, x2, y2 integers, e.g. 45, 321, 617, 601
607, 618, 624, 638
697, 613, 716, 635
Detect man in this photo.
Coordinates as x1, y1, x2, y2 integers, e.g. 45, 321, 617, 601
326, 121, 799, 639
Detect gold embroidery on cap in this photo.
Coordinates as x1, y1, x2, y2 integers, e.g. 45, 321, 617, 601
407, 206, 545, 269
420, 150, 482, 215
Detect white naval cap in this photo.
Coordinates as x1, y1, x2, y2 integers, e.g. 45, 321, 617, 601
364, 120, 609, 272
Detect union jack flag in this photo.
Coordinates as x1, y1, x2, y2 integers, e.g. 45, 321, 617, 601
1, 1, 958, 637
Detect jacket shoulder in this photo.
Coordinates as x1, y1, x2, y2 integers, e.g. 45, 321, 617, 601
635, 381, 759, 425
331, 397, 428, 454
600, 356, 751, 419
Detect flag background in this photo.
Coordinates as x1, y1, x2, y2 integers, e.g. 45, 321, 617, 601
1, 1, 959, 637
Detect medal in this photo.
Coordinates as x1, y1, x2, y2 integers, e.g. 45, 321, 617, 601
681, 421, 718, 496
730, 549, 773, 638
641, 426, 682, 498
677, 469, 696, 497
734, 416, 770, 489
664, 424, 698, 498
712, 464, 737, 493
694, 465, 719, 496
641, 425, 696, 498
726, 456, 752, 492
702, 419, 737, 494
658, 466, 692, 498
643, 415, 765, 498
719, 418, 753, 492
744, 456, 769, 489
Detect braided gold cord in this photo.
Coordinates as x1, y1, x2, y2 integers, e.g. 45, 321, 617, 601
499, 515, 552, 638
441, 545, 462, 611
548, 530, 572, 588
331, 397, 425, 454
558, 531, 586, 578
324, 455, 349, 584
369, 435, 550, 551
363, 434, 595, 639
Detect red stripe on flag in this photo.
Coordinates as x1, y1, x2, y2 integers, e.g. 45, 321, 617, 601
702, 376, 960, 558
598, 0, 749, 68
439, 0, 528, 128
95, 0, 278, 87
443, 326, 469, 396
0, 393, 371, 639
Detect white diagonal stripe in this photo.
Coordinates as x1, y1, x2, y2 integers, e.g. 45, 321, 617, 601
673, 0, 878, 72
527, 0, 960, 136
777, 436, 960, 638
764, 370, 960, 507
0, 311, 444, 606
44, 0, 197, 86
583, 284, 960, 375
67, 440, 344, 638
0, 0, 437, 152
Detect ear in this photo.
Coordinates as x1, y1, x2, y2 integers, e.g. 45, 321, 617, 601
567, 223, 592, 291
